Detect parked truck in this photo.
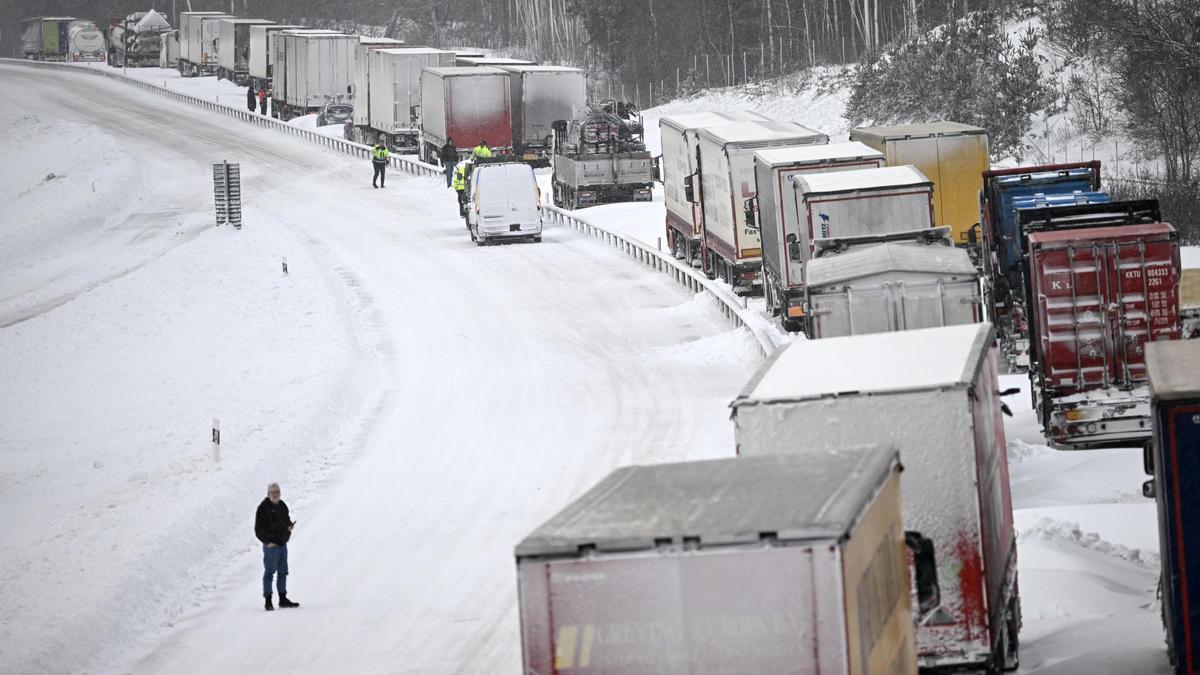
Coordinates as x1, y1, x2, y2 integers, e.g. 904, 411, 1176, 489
693, 120, 828, 293
516, 452, 921, 674
549, 101, 653, 209
752, 142, 886, 329
20, 17, 75, 61
216, 18, 274, 84
107, 10, 170, 67
501, 65, 586, 164
979, 161, 1107, 370
1022, 200, 1181, 448
352, 47, 455, 151
850, 121, 990, 246
65, 20, 106, 63
659, 111, 770, 267
1143, 339, 1200, 675
419, 66, 512, 164
804, 228, 981, 339
159, 29, 179, 69
349, 38, 408, 140
273, 31, 356, 122
247, 24, 304, 90
177, 11, 230, 77
732, 322, 1021, 673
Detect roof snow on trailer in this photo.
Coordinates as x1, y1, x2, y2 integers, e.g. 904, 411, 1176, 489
806, 238, 976, 287
738, 322, 990, 403
659, 110, 770, 132
515, 450, 898, 557
755, 141, 883, 167
795, 165, 932, 195
1146, 340, 1200, 401
697, 120, 828, 146
850, 120, 987, 141
423, 65, 508, 77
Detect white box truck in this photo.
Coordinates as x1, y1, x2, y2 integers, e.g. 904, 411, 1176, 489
501, 65, 586, 164
216, 18, 273, 84
274, 31, 356, 121
247, 24, 303, 90
178, 11, 229, 77
694, 120, 828, 293
804, 228, 981, 338
753, 142, 886, 330
659, 111, 769, 267
516, 452, 921, 674
352, 48, 456, 150
732, 322, 1021, 673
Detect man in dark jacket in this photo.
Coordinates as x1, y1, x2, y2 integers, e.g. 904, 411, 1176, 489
439, 138, 458, 187
255, 482, 299, 611
246, 86, 257, 112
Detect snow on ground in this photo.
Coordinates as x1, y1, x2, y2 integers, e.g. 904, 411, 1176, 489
0, 63, 759, 673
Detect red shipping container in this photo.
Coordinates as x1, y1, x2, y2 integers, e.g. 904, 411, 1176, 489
1028, 221, 1181, 447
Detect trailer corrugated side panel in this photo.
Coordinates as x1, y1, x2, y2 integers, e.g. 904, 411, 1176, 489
735, 386, 997, 666
369, 51, 455, 134
518, 544, 848, 673
660, 123, 699, 240
446, 74, 512, 149
199, 16, 228, 66
21, 20, 43, 54
1028, 222, 1180, 394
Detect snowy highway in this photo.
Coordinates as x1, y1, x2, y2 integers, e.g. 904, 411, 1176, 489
0, 65, 758, 673
0, 62, 1180, 675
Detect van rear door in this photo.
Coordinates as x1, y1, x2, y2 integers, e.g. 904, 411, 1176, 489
478, 164, 539, 226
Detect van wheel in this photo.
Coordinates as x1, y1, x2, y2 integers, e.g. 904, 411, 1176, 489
532, 236, 542, 243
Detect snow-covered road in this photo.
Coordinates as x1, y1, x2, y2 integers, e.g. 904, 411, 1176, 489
0, 65, 758, 673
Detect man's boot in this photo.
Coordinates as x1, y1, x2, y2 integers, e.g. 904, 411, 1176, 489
265, 595, 274, 612
278, 594, 299, 608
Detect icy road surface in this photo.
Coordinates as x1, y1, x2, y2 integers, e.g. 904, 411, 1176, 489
0, 64, 758, 673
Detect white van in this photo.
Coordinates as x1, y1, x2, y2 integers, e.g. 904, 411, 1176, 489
467, 161, 543, 245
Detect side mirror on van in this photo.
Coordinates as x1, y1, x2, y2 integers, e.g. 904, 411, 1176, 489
1143, 440, 1155, 477
905, 531, 941, 617
683, 174, 696, 204
786, 233, 801, 263
743, 197, 758, 229
967, 222, 979, 245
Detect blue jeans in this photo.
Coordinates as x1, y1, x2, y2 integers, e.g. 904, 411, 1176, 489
443, 161, 454, 187
263, 544, 288, 598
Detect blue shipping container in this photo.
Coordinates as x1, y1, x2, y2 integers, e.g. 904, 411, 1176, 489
1147, 339, 1200, 674
989, 168, 1101, 276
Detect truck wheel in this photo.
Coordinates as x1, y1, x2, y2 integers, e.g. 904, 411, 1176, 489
532, 236, 542, 243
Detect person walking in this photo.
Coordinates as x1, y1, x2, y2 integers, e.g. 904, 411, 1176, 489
372, 141, 390, 188
258, 87, 268, 116
255, 482, 298, 611
246, 85, 256, 112
471, 140, 492, 159
440, 138, 458, 188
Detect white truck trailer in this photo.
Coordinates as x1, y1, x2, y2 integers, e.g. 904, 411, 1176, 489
178, 11, 230, 77
216, 18, 274, 84
516, 452, 921, 674
659, 111, 770, 267
732, 322, 1021, 673
753, 142, 886, 330
419, 66, 513, 163
273, 31, 356, 121
501, 65, 587, 165
804, 228, 981, 339
694, 120, 828, 293
352, 48, 456, 150
247, 24, 303, 90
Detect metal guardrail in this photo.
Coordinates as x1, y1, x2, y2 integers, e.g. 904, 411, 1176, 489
543, 205, 779, 358
0, 58, 441, 178
2, 57, 777, 357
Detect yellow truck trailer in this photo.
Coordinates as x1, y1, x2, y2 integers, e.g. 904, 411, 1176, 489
850, 121, 989, 245
1182, 267, 1200, 339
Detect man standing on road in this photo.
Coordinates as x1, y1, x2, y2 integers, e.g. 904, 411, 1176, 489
255, 482, 299, 611
258, 88, 268, 116
372, 141, 390, 189
472, 140, 492, 159
440, 138, 458, 188
246, 85, 256, 112
453, 159, 471, 220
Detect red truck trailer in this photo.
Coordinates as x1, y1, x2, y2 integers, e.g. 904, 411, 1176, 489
1023, 200, 1181, 448
419, 66, 512, 164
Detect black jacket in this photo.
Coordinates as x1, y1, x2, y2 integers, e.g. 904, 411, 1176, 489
255, 498, 292, 546
440, 142, 457, 164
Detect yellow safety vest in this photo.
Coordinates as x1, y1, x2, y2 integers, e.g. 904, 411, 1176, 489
453, 163, 469, 190
472, 145, 492, 158
372, 146, 390, 161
